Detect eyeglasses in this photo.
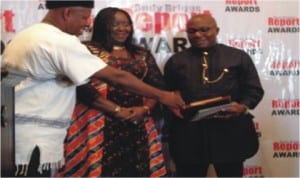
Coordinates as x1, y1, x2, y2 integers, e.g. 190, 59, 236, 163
187, 27, 215, 34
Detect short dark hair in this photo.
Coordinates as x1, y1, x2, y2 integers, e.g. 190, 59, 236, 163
45, 0, 94, 9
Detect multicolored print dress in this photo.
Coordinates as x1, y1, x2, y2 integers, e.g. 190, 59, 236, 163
57, 42, 167, 177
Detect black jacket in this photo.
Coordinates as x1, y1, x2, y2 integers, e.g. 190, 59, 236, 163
164, 44, 264, 164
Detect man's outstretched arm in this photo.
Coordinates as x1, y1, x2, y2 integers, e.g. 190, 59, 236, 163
92, 66, 185, 109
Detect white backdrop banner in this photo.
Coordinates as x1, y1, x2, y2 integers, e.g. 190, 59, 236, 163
1, 0, 299, 177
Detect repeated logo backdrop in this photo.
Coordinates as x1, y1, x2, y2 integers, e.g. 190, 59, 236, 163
1, 0, 299, 177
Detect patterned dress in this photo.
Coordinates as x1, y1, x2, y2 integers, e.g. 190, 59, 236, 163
57, 42, 167, 177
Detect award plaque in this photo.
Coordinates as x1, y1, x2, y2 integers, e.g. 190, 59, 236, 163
181, 96, 232, 121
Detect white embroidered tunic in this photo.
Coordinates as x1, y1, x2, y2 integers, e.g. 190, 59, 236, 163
2, 23, 107, 166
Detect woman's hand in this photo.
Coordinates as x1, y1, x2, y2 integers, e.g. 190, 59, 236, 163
113, 107, 136, 120
126, 106, 150, 124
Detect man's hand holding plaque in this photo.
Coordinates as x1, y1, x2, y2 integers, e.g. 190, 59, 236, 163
181, 96, 232, 121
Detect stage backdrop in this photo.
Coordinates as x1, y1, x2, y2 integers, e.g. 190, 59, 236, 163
1, 0, 299, 177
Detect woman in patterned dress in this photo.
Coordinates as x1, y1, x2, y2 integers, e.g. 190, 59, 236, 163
58, 7, 168, 177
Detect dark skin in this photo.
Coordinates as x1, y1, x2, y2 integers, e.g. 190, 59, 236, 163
186, 14, 219, 49
183, 14, 248, 119
87, 10, 182, 122
42, 6, 185, 114
108, 11, 157, 122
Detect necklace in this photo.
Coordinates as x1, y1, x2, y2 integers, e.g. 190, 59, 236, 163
202, 51, 229, 84
113, 46, 125, 50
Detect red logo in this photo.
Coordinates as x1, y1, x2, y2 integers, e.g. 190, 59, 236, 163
1, 10, 16, 33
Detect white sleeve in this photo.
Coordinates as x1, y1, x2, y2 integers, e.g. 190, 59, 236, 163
52, 37, 107, 85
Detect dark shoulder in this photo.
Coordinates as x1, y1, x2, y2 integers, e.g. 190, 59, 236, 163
217, 44, 253, 65
168, 48, 193, 62
217, 44, 248, 55
164, 48, 193, 69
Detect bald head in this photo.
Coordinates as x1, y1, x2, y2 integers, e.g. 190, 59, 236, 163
187, 14, 218, 28
43, 6, 92, 37
186, 14, 219, 49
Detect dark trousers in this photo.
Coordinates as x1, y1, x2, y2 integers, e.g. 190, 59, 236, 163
175, 162, 243, 177
14, 146, 51, 177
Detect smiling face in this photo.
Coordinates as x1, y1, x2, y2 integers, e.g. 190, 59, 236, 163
186, 14, 219, 49
111, 11, 132, 46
